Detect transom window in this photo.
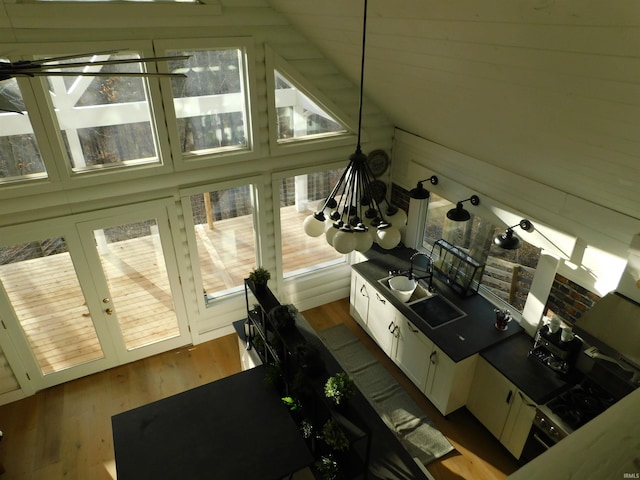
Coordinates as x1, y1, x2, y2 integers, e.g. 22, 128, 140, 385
167, 48, 250, 157
274, 70, 347, 143
44, 51, 161, 173
0, 76, 48, 183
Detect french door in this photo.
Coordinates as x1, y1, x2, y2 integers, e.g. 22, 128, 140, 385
0, 201, 189, 390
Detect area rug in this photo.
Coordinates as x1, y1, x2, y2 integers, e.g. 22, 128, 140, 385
319, 324, 455, 466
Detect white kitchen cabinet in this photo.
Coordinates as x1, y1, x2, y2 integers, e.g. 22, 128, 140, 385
501, 389, 536, 458
394, 315, 431, 390
467, 357, 536, 458
424, 345, 477, 416
367, 288, 398, 357
350, 270, 370, 328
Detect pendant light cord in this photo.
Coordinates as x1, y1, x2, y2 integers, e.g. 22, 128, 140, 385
356, 0, 368, 151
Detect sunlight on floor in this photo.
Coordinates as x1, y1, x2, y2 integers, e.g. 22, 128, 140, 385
103, 459, 117, 479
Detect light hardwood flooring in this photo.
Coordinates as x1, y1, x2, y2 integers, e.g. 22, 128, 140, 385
0, 298, 520, 480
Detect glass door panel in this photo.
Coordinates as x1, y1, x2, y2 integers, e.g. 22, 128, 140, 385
90, 218, 181, 352
0, 238, 105, 376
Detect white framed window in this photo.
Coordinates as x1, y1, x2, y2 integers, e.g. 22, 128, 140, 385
156, 38, 257, 167
273, 70, 347, 143
181, 179, 260, 305
0, 75, 48, 184
422, 192, 541, 313
275, 166, 346, 278
264, 45, 355, 155
41, 49, 165, 174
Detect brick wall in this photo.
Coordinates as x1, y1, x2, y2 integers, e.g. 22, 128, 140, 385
544, 274, 601, 325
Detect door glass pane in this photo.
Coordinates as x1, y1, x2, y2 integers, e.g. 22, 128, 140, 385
0, 76, 48, 183
279, 170, 345, 277
189, 185, 256, 302
168, 49, 249, 156
93, 219, 179, 350
0, 238, 104, 375
45, 51, 160, 172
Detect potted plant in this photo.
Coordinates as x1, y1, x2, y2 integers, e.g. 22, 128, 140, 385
268, 304, 297, 331
314, 454, 341, 480
321, 419, 350, 452
294, 343, 324, 377
324, 372, 356, 406
248, 266, 271, 289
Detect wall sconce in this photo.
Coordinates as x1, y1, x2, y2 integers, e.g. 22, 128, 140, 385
446, 195, 480, 222
494, 219, 534, 250
408, 176, 439, 200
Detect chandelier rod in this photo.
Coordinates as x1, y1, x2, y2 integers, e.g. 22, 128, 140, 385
355, 0, 368, 152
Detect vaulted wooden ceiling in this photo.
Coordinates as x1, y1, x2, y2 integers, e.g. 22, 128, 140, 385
266, 0, 640, 221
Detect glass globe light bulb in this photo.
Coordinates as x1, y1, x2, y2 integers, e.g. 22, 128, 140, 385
333, 229, 356, 254
376, 225, 402, 249
303, 213, 326, 237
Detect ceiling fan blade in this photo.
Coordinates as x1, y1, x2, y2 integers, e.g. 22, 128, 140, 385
28, 49, 124, 65
15, 71, 187, 78
37, 54, 191, 70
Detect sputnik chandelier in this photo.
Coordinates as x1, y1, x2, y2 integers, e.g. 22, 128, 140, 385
302, 0, 407, 254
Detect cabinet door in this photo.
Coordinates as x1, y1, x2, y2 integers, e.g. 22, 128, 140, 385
367, 289, 397, 356
501, 390, 536, 459
424, 346, 455, 415
350, 271, 370, 328
467, 357, 515, 439
394, 316, 431, 390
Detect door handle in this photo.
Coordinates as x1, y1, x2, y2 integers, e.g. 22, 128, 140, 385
376, 292, 386, 304
360, 284, 368, 297
105, 308, 113, 315
430, 350, 437, 365
506, 390, 513, 404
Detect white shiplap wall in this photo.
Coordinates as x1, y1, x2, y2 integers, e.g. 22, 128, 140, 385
266, 0, 640, 223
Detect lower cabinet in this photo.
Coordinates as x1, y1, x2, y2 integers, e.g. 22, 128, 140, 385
394, 315, 477, 416
394, 315, 431, 390
467, 357, 536, 458
367, 288, 398, 357
423, 344, 477, 416
350, 270, 477, 416
350, 270, 370, 329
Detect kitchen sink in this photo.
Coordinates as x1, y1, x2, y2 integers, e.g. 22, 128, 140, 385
378, 275, 466, 329
377, 275, 433, 303
408, 295, 466, 329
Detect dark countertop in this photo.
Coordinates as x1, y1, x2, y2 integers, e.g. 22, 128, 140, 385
480, 332, 574, 404
353, 253, 523, 362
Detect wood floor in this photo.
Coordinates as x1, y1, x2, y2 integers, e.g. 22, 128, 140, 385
0, 298, 520, 480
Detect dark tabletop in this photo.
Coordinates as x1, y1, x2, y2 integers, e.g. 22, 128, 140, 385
111, 366, 314, 480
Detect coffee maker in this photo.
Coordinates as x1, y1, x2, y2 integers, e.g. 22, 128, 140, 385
529, 323, 582, 375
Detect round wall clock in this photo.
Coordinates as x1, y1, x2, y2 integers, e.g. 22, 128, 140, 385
367, 149, 389, 178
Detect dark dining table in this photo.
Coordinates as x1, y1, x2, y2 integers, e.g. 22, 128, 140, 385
112, 365, 314, 480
